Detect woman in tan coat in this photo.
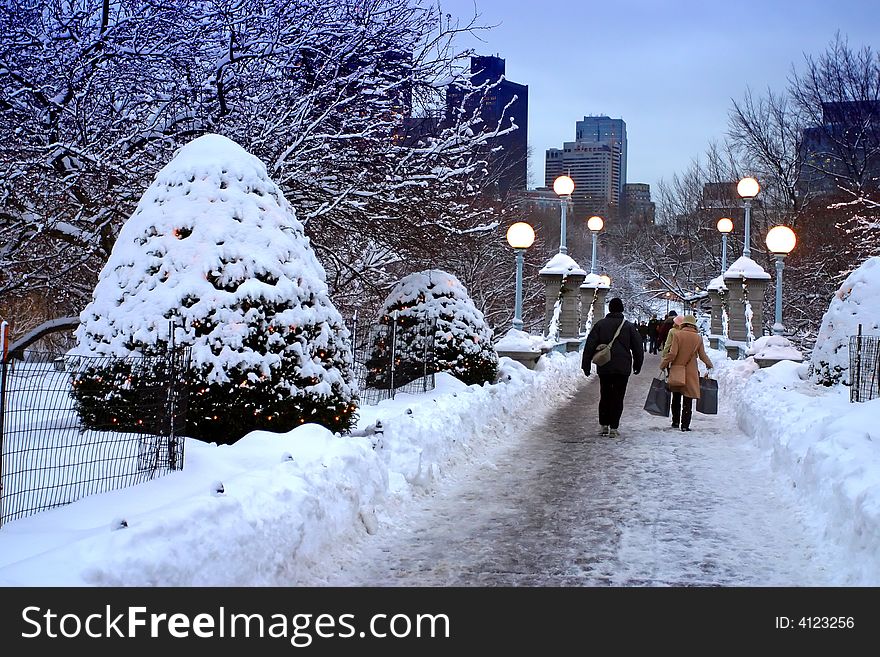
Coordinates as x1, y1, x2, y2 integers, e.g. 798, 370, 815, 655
658, 314, 713, 431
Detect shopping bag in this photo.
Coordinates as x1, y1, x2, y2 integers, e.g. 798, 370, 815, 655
644, 377, 671, 417
696, 376, 718, 414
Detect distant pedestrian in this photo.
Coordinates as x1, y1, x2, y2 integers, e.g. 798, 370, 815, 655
582, 297, 644, 438
655, 310, 677, 353
659, 314, 713, 431
647, 315, 660, 354
660, 314, 685, 358
637, 321, 649, 351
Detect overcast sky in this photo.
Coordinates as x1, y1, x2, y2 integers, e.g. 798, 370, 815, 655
439, 0, 879, 196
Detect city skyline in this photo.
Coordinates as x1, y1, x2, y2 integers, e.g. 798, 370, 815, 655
439, 0, 879, 195
545, 115, 627, 216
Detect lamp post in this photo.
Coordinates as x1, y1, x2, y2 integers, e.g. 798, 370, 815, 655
665, 291, 672, 314
737, 177, 760, 259
587, 215, 604, 274
765, 225, 796, 336
506, 222, 536, 331
553, 175, 575, 254
717, 217, 733, 273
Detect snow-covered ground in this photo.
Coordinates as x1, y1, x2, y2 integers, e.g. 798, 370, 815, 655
1, 338, 879, 586
0, 352, 581, 585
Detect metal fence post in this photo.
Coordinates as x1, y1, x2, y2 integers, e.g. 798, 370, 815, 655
854, 324, 863, 403
875, 334, 880, 401
0, 320, 8, 527
422, 320, 429, 392
166, 321, 181, 471
389, 310, 398, 399
351, 310, 358, 357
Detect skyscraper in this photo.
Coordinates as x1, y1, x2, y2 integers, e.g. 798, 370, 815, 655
545, 115, 627, 217
446, 55, 529, 201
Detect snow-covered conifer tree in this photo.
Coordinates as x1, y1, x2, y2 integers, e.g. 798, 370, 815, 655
71, 134, 357, 443
366, 270, 497, 387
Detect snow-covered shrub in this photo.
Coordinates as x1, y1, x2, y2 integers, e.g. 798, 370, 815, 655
811, 256, 880, 386
71, 134, 357, 443
366, 270, 497, 387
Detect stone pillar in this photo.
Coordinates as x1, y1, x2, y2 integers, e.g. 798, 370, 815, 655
539, 253, 587, 351
578, 273, 609, 335
723, 257, 770, 359
559, 273, 586, 345
706, 280, 727, 350
579, 284, 594, 334
595, 287, 608, 321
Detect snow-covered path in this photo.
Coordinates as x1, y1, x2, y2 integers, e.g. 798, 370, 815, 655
302, 353, 838, 586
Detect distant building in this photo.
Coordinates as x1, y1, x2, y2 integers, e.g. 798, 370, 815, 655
797, 100, 880, 198
446, 55, 529, 202
545, 115, 627, 218
398, 114, 440, 148
623, 183, 655, 227
700, 181, 741, 213
698, 181, 758, 238
510, 188, 567, 257
516, 187, 559, 210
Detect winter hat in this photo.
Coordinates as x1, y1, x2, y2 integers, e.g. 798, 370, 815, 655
682, 314, 698, 327
667, 310, 677, 317
673, 315, 685, 326
608, 297, 624, 313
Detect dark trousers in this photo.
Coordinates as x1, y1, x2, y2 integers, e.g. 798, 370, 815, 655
671, 392, 693, 428
649, 337, 657, 353
598, 372, 630, 429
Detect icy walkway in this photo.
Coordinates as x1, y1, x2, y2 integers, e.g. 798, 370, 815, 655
301, 353, 838, 586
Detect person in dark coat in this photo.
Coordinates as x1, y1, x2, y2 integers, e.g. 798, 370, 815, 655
582, 297, 644, 437
655, 310, 677, 353
647, 315, 660, 353
637, 321, 649, 351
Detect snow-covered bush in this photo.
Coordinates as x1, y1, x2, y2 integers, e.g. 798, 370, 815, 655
811, 256, 880, 386
366, 270, 498, 387
71, 134, 357, 443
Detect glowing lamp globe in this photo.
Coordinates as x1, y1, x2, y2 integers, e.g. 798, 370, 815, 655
553, 175, 575, 197
587, 216, 605, 232
717, 217, 734, 233
765, 225, 796, 255
506, 222, 536, 249
599, 274, 611, 287
737, 176, 760, 199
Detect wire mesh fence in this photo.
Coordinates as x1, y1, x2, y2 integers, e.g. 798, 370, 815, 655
347, 314, 437, 405
850, 333, 880, 403
0, 313, 434, 526
0, 348, 190, 527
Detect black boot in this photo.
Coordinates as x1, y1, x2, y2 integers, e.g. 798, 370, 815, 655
680, 396, 693, 431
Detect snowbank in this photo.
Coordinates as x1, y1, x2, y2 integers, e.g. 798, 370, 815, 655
713, 350, 880, 584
